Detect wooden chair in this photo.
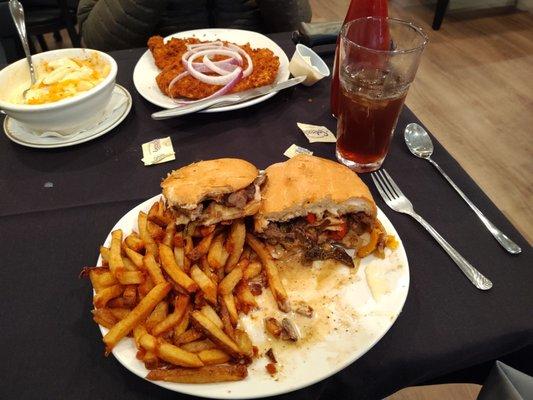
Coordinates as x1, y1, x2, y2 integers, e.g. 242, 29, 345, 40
432, 0, 450, 30
23, 0, 80, 50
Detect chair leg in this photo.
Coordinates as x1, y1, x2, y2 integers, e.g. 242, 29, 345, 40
36, 34, 48, 52
432, 0, 450, 30
65, 19, 81, 47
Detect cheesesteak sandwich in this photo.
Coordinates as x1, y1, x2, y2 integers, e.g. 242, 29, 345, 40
162, 158, 266, 226
254, 155, 391, 267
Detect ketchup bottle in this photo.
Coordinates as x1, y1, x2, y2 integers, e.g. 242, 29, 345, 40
330, 0, 390, 117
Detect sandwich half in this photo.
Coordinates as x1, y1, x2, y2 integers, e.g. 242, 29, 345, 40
254, 154, 387, 266
162, 158, 266, 226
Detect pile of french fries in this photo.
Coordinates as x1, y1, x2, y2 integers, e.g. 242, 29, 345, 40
82, 199, 289, 383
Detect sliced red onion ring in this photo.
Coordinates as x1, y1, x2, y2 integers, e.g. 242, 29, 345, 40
187, 49, 243, 85
202, 54, 237, 75
173, 67, 243, 105
181, 47, 225, 67
181, 47, 242, 71
168, 41, 253, 104
226, 43, 254, 77
190, 58, 239, 74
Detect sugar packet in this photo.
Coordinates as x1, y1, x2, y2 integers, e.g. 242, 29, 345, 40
142, 137, 175, 166
297, 122, 337, 143
283, 144, 313, 158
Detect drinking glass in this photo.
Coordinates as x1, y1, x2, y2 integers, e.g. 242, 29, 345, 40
336, 17, 428, 172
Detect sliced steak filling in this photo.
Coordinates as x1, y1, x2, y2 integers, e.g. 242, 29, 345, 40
261, 211, 380, 266
172, 173, 265, 225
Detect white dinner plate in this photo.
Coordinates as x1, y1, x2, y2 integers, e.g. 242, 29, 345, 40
95, 194, 409, 399
133, 29, 291, 112
3, 84, 132, 149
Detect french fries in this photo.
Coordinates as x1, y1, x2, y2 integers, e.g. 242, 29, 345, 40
147, 221, 165, 242
200, 305, 223, 329
92, 308, 118, 329
244, 261, 262, 280
121, 256, 138, 271
173, 246, 189, 274
188, 231, 216, 261
162, 222, 176, 247
145, 301, 168, 333
109, 307, 130, 320
200, 256, 219, 284
138, 275, 155, 298
207, 233, 229, 269
124, 247, 144, 269
138, 212, 158, 257
218, 294, 235, 339
147, 199, 173, 227
181, 339, 216, 353
103, 282, 171, 353
246, 233, 290, 312
93, 284, 123, 308
109, 230, 125, 278
197, 349, 230, 365
191, 311, 242, 359
233, 329, 253, 358
235, 280, 257, 314
106, 297, 130, 309
87, 268, 117, 291
133, 325, 148, 348
142, 253, 166, 285
190, 264, 217, 304
159, 243, 197, 293
175, 328, 204, 345
225, 220, 246, 272
152, 295, 189, 336
125, 233, 144, 252
222, 293, 239, 325
99, 246, 110, 264
116, 270, 144, 285
84, 198, 294, 384
146, 365, 247, 383
172, 310, 190, 341
122, 285, 138, 307
139, 333, 204, 368
218, 265, 243, 295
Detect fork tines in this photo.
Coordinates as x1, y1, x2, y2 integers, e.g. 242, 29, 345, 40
371, 169, 401, 201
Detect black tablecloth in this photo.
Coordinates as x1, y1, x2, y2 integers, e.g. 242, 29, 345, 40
1, 34, 531, 400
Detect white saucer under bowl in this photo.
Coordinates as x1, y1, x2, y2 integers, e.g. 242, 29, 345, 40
3, 84, 132, 149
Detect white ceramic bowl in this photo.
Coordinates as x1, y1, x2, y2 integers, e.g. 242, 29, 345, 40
289, 44, 330, 86
0, 48, 117, 135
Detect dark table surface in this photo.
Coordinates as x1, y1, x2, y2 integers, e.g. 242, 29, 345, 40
0, 33, 531, 400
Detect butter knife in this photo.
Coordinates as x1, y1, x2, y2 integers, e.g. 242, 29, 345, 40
151, 76, 306, 120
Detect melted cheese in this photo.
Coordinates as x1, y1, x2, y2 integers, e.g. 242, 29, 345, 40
22, 53, 110, 105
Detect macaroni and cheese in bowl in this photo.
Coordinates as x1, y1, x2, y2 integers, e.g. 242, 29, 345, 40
0, 48, 117, 135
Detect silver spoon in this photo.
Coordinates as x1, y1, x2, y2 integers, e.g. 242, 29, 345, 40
404, 122, 521, 254
9, 0, 36, 98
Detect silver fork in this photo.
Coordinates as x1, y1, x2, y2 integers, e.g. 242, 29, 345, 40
371, 169, 493, 290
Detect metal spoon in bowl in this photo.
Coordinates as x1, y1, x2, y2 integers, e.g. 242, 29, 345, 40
9, 0, 36, 98
404, 122, 521, 254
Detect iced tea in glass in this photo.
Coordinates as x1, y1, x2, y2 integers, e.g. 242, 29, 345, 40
336, 17, 427, 172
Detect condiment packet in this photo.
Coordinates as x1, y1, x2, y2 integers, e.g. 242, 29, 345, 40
142, 137, 176, 166
283, 144, 313, 158
297, 123, 337, 143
